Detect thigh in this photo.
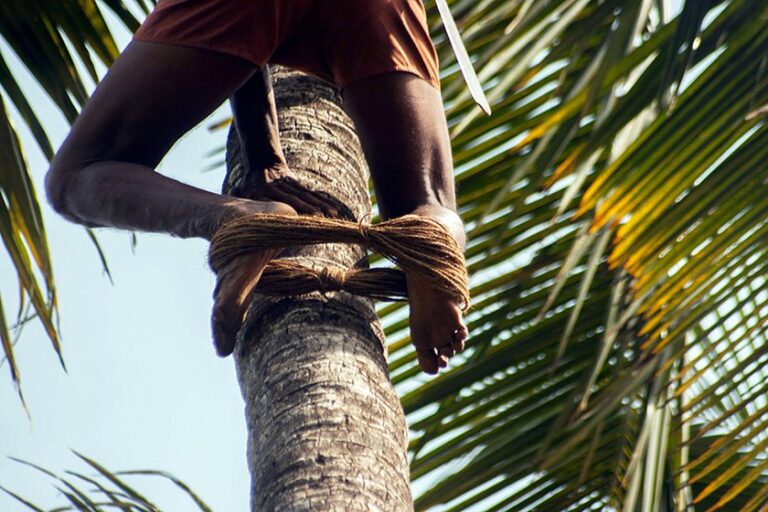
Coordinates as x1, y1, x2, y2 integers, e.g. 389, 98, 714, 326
56, 41, 256, 170
324, 0, 440, 89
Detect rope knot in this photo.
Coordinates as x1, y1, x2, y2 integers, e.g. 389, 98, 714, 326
357, 219, 372, 243
317, 267, 347, 292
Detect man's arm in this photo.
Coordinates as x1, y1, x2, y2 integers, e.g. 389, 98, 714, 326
230, 66, 285, 174
229, 67, 338, 216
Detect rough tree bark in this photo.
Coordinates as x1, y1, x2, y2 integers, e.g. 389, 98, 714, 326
223, 69, 413, 511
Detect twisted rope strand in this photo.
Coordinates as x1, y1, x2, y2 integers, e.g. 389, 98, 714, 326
258, 261, 408, 301
209, 214, 469, 308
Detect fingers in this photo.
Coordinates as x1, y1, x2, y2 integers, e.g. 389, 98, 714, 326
241, 177, 339, 217
262, 186, 323, 216
263, 183, 339, 217
279, 181, 339, 217
237, 160, 340, 217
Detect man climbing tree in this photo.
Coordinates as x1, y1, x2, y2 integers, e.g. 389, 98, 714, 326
44, 0, 469, 375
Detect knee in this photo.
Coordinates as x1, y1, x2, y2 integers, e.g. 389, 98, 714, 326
44, 154, 87, 222
45, 116, 109, 218
44, 161, 71, 217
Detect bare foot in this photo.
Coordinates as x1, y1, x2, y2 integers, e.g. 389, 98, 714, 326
405, 205, 469, 374
211, 198, 297, 356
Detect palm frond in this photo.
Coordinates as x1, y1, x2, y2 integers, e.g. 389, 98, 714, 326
389, 1, 768, 509
0, 0, 149, 391
3, 0, 767, 509
2, 454, 212, 512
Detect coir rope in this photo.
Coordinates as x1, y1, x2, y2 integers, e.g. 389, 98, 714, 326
208, 214, 469, 309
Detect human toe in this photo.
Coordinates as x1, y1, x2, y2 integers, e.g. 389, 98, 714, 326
416, 349, 439, 374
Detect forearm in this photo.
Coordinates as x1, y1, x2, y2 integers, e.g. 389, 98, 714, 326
46, 161, 247, 240
230, 65, 284, 171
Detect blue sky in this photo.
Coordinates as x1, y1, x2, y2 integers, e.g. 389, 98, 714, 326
0, 9, 253, 511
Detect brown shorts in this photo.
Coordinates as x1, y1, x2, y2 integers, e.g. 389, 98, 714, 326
133, 0, 440, 89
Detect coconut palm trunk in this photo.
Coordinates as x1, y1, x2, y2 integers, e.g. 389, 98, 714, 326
223, 69, 413, 511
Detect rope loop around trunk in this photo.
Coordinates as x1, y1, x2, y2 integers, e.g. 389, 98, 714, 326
208, 214, 470, 309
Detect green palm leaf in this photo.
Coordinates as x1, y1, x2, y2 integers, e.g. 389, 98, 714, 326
2, 454, 212, 512
385, 0, 768, 510
3, 0, 767, 510
0, 1, 149, 390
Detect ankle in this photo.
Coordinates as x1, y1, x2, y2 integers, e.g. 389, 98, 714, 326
408, 204, 466, 250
